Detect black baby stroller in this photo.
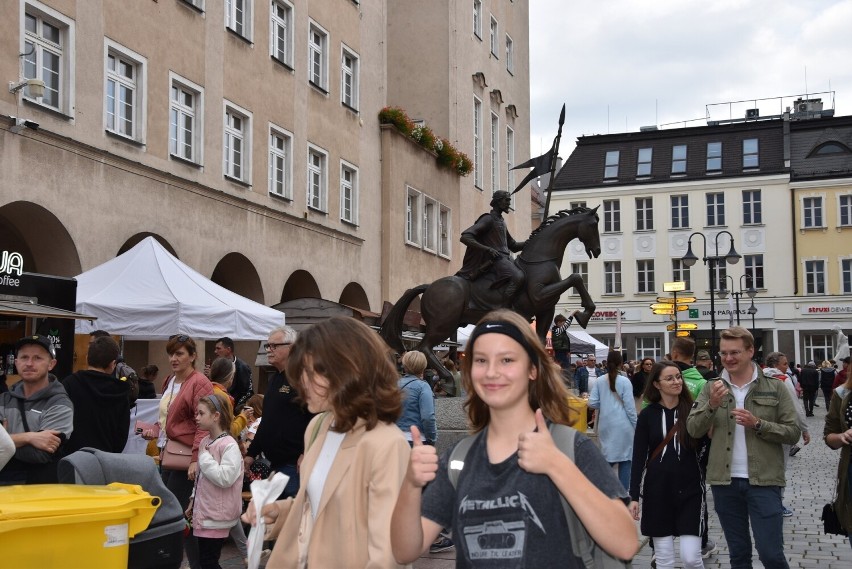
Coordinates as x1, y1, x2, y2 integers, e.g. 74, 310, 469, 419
58, 448, 185, 569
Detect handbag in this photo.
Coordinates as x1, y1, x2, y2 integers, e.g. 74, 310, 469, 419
162, 438, 193, 471
822, 502, 846, 535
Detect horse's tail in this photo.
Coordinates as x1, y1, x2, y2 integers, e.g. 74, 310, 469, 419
379, 284, 428, 353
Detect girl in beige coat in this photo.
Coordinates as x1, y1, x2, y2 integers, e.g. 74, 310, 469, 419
245, 317, 411, 568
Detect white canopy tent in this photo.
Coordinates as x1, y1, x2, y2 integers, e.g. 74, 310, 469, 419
75, 237, 284, 340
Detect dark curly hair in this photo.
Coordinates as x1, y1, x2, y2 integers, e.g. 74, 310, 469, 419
287, 317, 402, 433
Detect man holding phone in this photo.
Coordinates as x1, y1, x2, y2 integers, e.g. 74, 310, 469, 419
687, 326, 800, 569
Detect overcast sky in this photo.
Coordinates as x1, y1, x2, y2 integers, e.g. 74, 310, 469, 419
528, 0, 852, 158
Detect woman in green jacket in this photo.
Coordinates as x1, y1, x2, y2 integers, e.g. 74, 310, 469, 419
824, 372, 852, 546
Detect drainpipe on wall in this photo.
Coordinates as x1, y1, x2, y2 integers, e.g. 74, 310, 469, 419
783, 111, 799, 295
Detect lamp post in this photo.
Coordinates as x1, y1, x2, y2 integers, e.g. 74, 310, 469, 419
681, 231, 741, 372
718, 274, 758, 326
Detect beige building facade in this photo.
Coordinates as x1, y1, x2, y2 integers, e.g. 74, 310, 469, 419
1, 0, 532, 376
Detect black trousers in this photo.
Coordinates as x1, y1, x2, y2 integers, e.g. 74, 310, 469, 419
802, 386, 818, 415
197, 536, 225, 569
162, 467, 200, 569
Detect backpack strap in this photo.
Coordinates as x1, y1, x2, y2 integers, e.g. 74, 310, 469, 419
448, 422, 628, 569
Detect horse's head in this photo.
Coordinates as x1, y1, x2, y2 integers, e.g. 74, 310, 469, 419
577, 205, 602, 259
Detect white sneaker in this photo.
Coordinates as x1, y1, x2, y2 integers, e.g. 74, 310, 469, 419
701, 539, 718, 558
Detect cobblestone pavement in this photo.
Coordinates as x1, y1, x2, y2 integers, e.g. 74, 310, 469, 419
220, 402, 852, 568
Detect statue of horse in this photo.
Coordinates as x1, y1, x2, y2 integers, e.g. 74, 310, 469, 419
380, 206, 601, 379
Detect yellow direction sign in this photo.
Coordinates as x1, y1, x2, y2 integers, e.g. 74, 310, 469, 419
656, 297, 676, 304
656, 296, 697, 304
652, 308, 675, 315
650, 303, 676, 310
675, 297, 697, 304
675, 331, 691, 337
678, 323, 699, 330
666, 323, 676, 331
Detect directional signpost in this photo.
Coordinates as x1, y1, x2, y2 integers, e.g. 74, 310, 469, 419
652, 282, 698, 339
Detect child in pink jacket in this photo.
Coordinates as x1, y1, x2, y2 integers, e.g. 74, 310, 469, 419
187, 392, 243, 569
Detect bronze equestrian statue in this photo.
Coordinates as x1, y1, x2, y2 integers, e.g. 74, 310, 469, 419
381, 203, 601, 380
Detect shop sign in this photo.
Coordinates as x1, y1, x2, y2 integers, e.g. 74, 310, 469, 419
47, 328, 62, 354
684, 303, 775, 321
800, 304, 852, 315
589, 308, 642, 322
0, 250, 24, 287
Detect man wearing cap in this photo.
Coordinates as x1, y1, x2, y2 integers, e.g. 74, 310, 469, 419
695, 349, 715, 380
833, 356, 850, 389
0, 335, 73, 484
457, 190, 527, 302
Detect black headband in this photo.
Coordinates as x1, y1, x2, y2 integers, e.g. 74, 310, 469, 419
467, 320, 539, 366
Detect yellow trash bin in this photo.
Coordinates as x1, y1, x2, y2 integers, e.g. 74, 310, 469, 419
567, 395, 588, 432
0, 482, 160, 569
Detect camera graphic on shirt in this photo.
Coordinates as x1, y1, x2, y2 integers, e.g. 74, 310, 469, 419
464, 520, 526, 559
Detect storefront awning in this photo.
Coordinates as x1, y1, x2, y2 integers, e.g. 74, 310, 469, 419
0, 300, 97, 321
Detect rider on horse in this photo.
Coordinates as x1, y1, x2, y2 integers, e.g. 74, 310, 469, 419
456, 191, 527, 302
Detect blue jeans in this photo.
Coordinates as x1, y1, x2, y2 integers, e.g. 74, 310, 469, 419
711, 479, 788, 569
610, 460, 631, 491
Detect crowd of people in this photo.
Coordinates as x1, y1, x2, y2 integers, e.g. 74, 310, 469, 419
1, 315, 851, 568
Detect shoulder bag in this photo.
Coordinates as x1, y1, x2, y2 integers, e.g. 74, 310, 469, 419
160, 376, 193, 471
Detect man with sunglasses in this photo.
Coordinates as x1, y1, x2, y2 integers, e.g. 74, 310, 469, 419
687, 326, 800, 569
244, 326, 313, 498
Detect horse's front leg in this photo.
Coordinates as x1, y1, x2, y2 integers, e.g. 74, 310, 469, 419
530, 275, 596, 329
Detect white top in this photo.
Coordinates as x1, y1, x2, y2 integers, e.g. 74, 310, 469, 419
0, 424, 14, 471
158, 379, 182, 448
724, 365, 758, 479
307, 429, 346, 520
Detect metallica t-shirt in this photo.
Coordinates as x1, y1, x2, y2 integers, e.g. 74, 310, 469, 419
421, 427, 627, 568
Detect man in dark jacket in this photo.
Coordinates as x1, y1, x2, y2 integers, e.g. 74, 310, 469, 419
0, 335, 73, 484
214, 336, 253, 407
550, 313, 573, 372
62, 336, 131, 454
798, 361, 820, 416
245, 326, 313, 499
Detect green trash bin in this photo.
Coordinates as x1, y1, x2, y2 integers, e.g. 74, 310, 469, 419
0, 482, 160, 569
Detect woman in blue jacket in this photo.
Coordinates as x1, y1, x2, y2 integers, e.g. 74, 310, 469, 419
396, 351, 437, 446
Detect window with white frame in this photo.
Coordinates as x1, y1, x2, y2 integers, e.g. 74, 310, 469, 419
490, 16, 498, 56
23, 4, 74, 113
473, 0, 482, 38
506, 126, 515, 192
340, 161, 358, 224
268, 125, 292, 198
307, 145, 327, 211
635, 337, 661, 361
706, 193, 725, 226
713, 263, 727, 293
341, 46, 359, 110
707, 142, 722, 171
308, 21, 328, 90
672, 259, 691, 291
473, 97, 483, 188
423, 197, 438, 252
804, 334, 833, 364
270, 0, 293, 66
637, 260, 655, 293
570, 262, 588, 296
406, 187, 421, 245
842, 259, 852, 294
840, 195, 852, 227
439, 205, 451, 258
604, 261, 622, 295
490, 112, 499, 192
505, 34, 514, 74
803, 196, 823, 228
744, 254, 764, 289
671, 195, 689, 229
225, 0, 252, 39
169, 75, 202, 163
105, 41, 146, 141
603, 199, 620, 233
671, 144, 687, 174
637, 148, 652, 177
604, 151, 619, 179
223, 102, 251, 182
636, 197, 654, 231
570, 201, 587, 209
742, 189, 762, 225
804, 259, 826, 295
743, 138, 759, 169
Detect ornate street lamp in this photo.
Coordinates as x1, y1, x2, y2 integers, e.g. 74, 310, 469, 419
718, 274, 758, 326
681, 230, 741, 372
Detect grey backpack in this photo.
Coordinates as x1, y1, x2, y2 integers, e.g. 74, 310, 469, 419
448, 423, 631, 569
